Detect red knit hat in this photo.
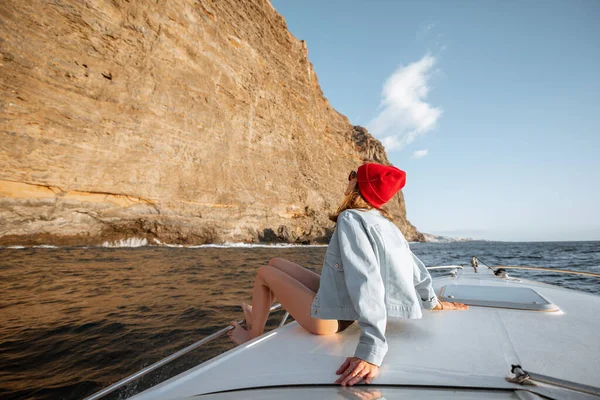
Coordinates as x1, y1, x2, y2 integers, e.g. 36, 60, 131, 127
356, 163, 406, 208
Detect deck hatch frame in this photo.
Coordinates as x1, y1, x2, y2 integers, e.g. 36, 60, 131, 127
439, 284, 559, 311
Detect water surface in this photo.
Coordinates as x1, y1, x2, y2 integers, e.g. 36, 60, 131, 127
1, 241, 598, 399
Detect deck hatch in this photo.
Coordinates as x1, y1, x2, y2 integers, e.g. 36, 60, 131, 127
439, 285, 559, 311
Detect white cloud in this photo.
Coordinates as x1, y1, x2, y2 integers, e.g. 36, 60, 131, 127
367, 54, 442, 151
411, 149, 428, 159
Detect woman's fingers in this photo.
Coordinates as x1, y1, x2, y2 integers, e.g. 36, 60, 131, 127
362, 367, 379, 385
341, 365, 365, 386
335, 357, 380, 386
336, 357, 351, 375
334, 365, 354, 384
335, 358, 359, 384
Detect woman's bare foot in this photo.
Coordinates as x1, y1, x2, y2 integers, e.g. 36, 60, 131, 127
241, 302, 253, 329
226, 321, 251, 345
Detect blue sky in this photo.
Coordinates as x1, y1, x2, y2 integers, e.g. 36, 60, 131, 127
271, 0, 600, 241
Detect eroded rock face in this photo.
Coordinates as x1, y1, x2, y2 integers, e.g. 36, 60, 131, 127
0, 0, 423, 245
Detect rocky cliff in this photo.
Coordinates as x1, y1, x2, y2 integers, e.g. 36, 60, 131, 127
0, 0, 423, 246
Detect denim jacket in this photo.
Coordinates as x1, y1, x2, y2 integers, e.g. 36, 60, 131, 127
310, 208, 438, 366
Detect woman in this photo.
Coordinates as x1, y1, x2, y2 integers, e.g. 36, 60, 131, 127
227, 163, 468, 387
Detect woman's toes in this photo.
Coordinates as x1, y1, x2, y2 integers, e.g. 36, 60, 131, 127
228, 320, 251, 345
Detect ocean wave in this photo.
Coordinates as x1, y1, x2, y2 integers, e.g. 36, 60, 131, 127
198, 243, 327, 248
101, 238, 148, 248
1, 239, 327, 249
152, 238, 326, 248
1, 245, 58, 250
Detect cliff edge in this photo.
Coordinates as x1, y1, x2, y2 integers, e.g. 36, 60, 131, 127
0, 0, 423, 245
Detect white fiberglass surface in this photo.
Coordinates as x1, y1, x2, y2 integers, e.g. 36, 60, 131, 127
132, 268, 600, 400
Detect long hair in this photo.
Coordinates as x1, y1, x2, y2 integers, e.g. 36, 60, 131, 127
329, 184, 393, 223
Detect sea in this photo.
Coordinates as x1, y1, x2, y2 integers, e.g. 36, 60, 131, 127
1, 240, 599, 400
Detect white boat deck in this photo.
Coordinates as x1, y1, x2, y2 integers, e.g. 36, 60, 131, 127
132, 266, 600, 399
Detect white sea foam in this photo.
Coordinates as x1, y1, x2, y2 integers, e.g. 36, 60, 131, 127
152, 238, 326, 248
3, 239, 326, 249
101, 238, 148, 248
1, 244, 58, 249
191, 242, 327, 248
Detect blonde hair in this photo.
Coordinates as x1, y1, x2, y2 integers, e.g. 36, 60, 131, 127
329, 185, 393, 223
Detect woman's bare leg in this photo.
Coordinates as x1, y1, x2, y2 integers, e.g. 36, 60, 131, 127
241, 258, 320, 328
228, 265, 338, 344
268, 257, 321, 292
250, 265, 337, 337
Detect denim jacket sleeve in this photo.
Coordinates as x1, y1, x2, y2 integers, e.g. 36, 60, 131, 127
336, 211, 388, 367
411, 251, 439, 309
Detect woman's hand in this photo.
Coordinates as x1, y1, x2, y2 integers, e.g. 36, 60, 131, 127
432, 301, 469, 310
335, 356, 379, 386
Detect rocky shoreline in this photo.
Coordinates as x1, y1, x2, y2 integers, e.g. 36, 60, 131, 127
0, 201, 424, 247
